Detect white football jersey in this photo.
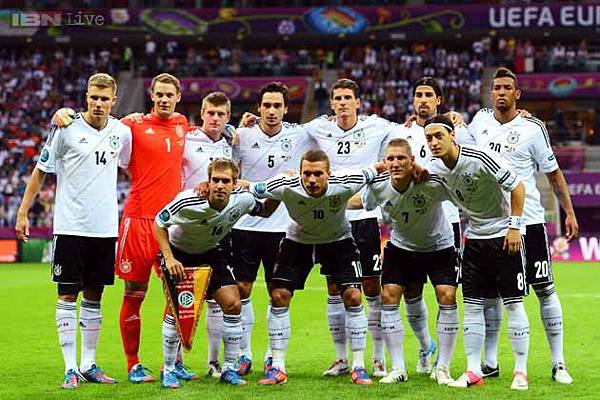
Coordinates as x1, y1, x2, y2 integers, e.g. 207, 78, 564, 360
362, 173, 454, 252
389, 122, 460, 224
466, 109, 559, 225
303, 114, 394, 221
426, 145, 521, 239
182, 128, 232, 190
37, 114, 131, 237
233, 122, 316, 232
250, 167, 377, 244
156, 188, 260, 255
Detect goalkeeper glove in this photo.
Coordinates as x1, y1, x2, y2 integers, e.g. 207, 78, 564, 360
51, 107, 76, 128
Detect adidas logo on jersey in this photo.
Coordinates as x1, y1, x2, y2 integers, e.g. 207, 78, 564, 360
196, 146, 204, 152
145, 128, 155, 135
252, 142, 260, 149
78, 137, 88, 144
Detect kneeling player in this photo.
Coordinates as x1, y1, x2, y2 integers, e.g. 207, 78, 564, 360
348, 138, 459, 384
246, 150, 386, 385
154, 158, 278, 388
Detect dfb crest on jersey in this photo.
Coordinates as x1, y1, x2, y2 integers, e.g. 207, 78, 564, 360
109, 135, 120, 150
281, 138, 292, 152
229, 207, 241, 222
329, 195, 342, 211
507, 131, 520, 144
412, 193, 427, 214
223, 147, 232, 157
462, 172, 477, 192
353, 129, 365, 141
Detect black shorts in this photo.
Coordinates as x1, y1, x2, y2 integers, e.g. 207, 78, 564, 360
461, 237, 527, 300
320, 218, 381, 277
381, 242, 458, 287
52, 235, 116, 292
452, 222, 461, 251
524, 224, 554, 286
231, 229, 285, 283
166, 243, 236, 297
274, 238, 362, 293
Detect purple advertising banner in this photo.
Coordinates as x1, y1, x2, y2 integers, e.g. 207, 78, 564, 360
550, 235, 600, 262
3, 3, 600, 38
520, 74, 600, 99
565, 172, 600, 207
144, 77, 309, 102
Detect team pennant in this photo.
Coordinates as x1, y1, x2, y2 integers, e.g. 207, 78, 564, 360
161, 262, 212, 351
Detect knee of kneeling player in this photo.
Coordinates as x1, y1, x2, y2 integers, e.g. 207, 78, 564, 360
270, 287, 292, 307
381, 291, 398, 305
436, 287, 456, 305
237, 281, 253, 299
362, 277, 381, 296
342, 286, 362, 307
220, 298, 241, 315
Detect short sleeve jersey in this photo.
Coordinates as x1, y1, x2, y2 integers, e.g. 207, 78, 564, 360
467, 109, 559, 225
182, 129, 232, 190
156, 188, 260, 255
250, 167, 378, 244
233, 122, 316, 232
425, 145, 521, 239
121, 112, 188, 219
303, 114, 394, 221
37, 114, 131, 237
388, 122, 460, 225
362, 173, 454, 252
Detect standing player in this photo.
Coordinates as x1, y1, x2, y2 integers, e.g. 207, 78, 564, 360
465, 67, 578, 384
50, 73, 196, 382
181, 91, 234, 379
303, 79, 394, 377
155, 158, 279, 387
245, 150, 385, 385
16, 73, 129, 389
423, 115, 530, 391
232, 82, 315, 375
387, 77, 462, 374
347, 138, 459, 385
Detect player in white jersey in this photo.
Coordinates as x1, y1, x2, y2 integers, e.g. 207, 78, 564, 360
245, 150, 385, 385
231, 82, 316, 375
347, 138, 459, 385
423, 115, 530, 391
181, 92, 236, 379
387, 77, 464, 373
464, 68, 578, 384
302, 79, 394, 377
16, 74, 130, 389
155, 158, 279, 387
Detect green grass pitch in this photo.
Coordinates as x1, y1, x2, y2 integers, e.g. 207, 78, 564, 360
0, 262, 598, 399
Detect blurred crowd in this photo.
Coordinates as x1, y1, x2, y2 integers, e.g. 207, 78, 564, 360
0, 37, 589, 228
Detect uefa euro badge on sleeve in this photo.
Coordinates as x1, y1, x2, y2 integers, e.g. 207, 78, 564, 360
160, 261, 212, 351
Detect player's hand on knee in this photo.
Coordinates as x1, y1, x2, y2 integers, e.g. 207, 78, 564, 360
51, 107, 75, 128
166, 258, 185, 282
15, 212, 29, 242
503, 229, 521, 254
404, 113, 417, 128
239, 112, 258, 128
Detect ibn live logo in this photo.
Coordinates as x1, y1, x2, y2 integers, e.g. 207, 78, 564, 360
11, 11, 105, 27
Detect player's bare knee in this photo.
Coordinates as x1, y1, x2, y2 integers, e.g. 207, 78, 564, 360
82, 286, 103, 301
220, 297, 241, 315
362, 276, 381, 296
326, 279, 340, 296
58, 293, 78, 302
435, 286, 456, 305
404, 284, 424, 299
341, 286, 362, 307
381, 285, 402, 305
270, 288, 291, 307
237, 281, 253, 299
